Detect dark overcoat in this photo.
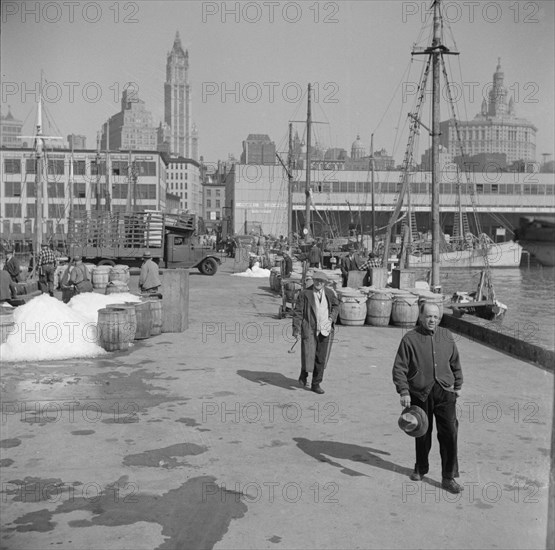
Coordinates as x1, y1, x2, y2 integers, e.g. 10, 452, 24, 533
292, 286, 339, 373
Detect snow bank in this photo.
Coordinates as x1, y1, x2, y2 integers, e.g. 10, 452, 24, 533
231, 262, 271, 278
0, 292, 141, 362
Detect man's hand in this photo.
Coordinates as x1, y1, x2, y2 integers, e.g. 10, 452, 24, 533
454, 389, 461, 398
400, 395, 411, 408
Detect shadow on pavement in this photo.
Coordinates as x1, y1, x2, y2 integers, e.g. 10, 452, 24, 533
293, 437, 415, 478
237, 370, 300, 391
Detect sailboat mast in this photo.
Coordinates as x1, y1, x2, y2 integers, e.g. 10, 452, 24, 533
304, 84, 312, 240
35, 97, 44, 252
287, 122, 293, 242
371, 133, 375, 254
430, 0, 442, 291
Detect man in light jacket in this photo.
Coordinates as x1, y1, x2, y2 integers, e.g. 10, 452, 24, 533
139, 252, 161, 294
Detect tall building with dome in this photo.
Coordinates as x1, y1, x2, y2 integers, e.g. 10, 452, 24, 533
351, 135, 367, 160
164, 31, 193, 158
436, 60, 536, 167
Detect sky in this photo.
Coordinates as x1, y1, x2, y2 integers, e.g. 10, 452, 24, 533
1, 0, 554, 165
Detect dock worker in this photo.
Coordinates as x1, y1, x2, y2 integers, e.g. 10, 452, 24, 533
3, 249, 22, 283
392, 302, 464, 494
308, 242, 323, 269
69, 256, 93, 294
340, 246, 363, 287
359, 251, 382, 270
37, 243, 58, 297
139, 252, 161, 294
292, 271, 339, 395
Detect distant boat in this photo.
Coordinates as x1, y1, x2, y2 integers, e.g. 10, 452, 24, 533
515, 216, 555, 267
407, 238, 522, 269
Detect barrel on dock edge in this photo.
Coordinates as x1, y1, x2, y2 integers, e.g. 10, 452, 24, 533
97, 308, 129, 351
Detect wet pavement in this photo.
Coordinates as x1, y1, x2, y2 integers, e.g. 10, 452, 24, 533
0, 256, 553, 549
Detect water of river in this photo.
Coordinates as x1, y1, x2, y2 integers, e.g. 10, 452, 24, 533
437, 267, 555, 351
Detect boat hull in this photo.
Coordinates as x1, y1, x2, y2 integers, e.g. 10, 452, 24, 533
519, 241, 555, 267
408, 241, 522, 269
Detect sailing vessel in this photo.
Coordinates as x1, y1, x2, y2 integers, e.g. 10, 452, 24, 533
382, 0, 507, 320
515, 216, 555, 266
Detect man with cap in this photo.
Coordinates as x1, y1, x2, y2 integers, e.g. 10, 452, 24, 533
340, 246, 363, 287
69, 256, 93, 294
139, 252, 161, 294
36, 243, 58, 296
392, 302, 464, 494
292, 271, 339, 394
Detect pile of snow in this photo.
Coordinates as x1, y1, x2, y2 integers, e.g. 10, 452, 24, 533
0, 292, 141, 362
231, 262, 271, 278
68, 292, 141, 325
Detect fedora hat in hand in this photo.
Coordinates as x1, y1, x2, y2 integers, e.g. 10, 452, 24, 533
398, 405, 429, 438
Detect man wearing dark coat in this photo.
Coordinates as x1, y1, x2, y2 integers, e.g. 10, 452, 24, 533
392, 302, 464, 494
3, 249, 22, 282
292, 271, 339, 394
340, 247, 364, 287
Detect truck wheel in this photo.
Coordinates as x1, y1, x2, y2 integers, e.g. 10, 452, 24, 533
199, 258, 218, 276
98, 259, 116, 267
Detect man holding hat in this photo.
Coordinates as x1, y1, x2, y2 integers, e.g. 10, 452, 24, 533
292, 271, 339, 394
392, 302, 464, 494
139, 252, 161, 294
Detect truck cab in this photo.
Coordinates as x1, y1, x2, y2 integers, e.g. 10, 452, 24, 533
164, 231, 220, 275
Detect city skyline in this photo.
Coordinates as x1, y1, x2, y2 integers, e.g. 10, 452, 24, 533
1, 1, 554, 165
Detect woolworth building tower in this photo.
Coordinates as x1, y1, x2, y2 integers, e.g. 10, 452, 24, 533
164, 31, 192, 158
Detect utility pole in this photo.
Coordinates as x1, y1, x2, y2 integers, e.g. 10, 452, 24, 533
304, 83, 312, 240
287, 122, 293, 243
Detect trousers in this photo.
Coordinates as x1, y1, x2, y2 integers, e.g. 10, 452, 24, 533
410, 381, 459, 480
301, 332, 331, 386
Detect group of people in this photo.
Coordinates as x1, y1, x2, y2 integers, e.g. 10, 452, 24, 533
292, 271, 464, 495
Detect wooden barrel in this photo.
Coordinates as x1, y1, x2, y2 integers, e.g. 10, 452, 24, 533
109, 265, 130, 285
105, 281, 130, 295
391, 294, 419, 327
106, 303, 137, 343
338, 290, 366, 326
366, 291, 393, 326
283, 281, 302, 304
128, 300, 152, 340
97, 308, 128, 351
417, 291, 444, 320
141, 295, 162, 336
92, 266, 111, 289
0, 308, 15, 344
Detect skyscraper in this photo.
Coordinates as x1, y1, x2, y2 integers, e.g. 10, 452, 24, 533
164, 31, 192, 158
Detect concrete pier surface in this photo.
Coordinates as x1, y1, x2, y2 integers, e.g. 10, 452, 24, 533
0, 259, 553, 550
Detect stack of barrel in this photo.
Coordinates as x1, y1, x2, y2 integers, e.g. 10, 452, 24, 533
105, 265, 130, 294
336, 286, 445, 328
96, 294, 163, 352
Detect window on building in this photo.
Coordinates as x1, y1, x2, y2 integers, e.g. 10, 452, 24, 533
215, 200, 220, 208
4, 181, 21, 197
47, 159, 64, 175
216, 189, 221, 197
73, 160, 86, 175
90, 160, 106, 176
26, 159, 37, 174
26, 203, 36, 219
73, 182, 87, 198
47, 181, 64, 198
112, 184, 128, 200
207, 199, 212, 208
5, 204, 22, 217
4, 159, 21, 174
48, 204, 65, 219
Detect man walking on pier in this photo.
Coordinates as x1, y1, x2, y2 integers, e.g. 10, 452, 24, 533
392, 302, 464, 494
292, 271, 339, 394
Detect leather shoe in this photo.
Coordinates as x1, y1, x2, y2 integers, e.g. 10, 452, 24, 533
409, 472, 423, 481
298, 374, 307, 387
442, 479, 463, 494
311, 385, 325, 394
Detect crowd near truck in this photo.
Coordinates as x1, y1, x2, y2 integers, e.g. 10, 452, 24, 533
67, 211, 221, 275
